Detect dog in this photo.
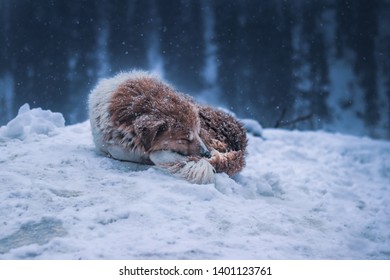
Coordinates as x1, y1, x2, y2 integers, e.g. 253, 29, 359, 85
89, 70, 247, 184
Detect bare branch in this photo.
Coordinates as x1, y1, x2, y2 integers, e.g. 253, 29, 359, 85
275, 112, 313, 128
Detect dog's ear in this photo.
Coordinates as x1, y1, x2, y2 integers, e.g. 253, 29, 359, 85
135, 116, 167, 151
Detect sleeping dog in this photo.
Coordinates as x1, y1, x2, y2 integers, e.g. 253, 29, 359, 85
89, 70, 247, 184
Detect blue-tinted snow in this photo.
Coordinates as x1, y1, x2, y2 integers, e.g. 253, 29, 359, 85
0, 105, 389, 259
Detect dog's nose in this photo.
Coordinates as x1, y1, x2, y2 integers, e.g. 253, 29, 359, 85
200, 144, 211, 158
198, 137, 211, 158
201, 149, 211, 158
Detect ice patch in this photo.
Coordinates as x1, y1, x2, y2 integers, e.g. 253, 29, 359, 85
0, 103, 65, 140
0, 218, 67, 254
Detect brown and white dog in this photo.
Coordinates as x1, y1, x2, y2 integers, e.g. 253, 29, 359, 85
89, 70, 247, 184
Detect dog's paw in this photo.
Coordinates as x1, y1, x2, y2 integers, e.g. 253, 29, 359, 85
149, 150, 187, 165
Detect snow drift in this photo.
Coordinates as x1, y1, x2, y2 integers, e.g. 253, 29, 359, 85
0, 103, 64, 140
0, 104, 389, 259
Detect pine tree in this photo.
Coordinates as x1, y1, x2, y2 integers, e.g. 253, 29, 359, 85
355, 0, 380, 131
0, 0, 14, 124
383, 36, 390, 138
301, 0, 330, 126
214, 0, 294, 126
335, 0, 380, 134
384, 0, 390, 138
158, 0, 204, 93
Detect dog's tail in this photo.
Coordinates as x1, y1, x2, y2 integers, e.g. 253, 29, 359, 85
155, 150, 245, 184
154, 150, 245, 184
157, 158, 216, 184
149, 150, 215, 184
207, 149, 245, 176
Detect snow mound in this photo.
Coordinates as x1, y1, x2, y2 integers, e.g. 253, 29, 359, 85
241, 118, 263, 137
0, 104, 65, 140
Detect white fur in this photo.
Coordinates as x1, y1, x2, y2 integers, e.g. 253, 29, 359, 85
149, 150, 187, 165
89, 70, 160, 155
106, 145, 145, 162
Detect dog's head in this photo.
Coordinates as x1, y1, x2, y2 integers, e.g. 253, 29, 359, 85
134, 115, 210, 158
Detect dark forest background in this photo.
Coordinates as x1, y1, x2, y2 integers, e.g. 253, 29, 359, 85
1, 0, 390, 139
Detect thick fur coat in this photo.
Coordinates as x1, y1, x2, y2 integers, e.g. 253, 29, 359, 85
89, 70, 247, 184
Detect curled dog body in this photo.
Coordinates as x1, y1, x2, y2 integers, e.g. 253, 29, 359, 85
89, 70, 247, 184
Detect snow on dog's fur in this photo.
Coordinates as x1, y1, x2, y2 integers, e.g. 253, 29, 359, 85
89, 70, 247, 184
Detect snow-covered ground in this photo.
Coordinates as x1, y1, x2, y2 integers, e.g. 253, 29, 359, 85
0, 105, 389, 260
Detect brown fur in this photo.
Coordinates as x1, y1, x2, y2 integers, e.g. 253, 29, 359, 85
105, 75, 207, 162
